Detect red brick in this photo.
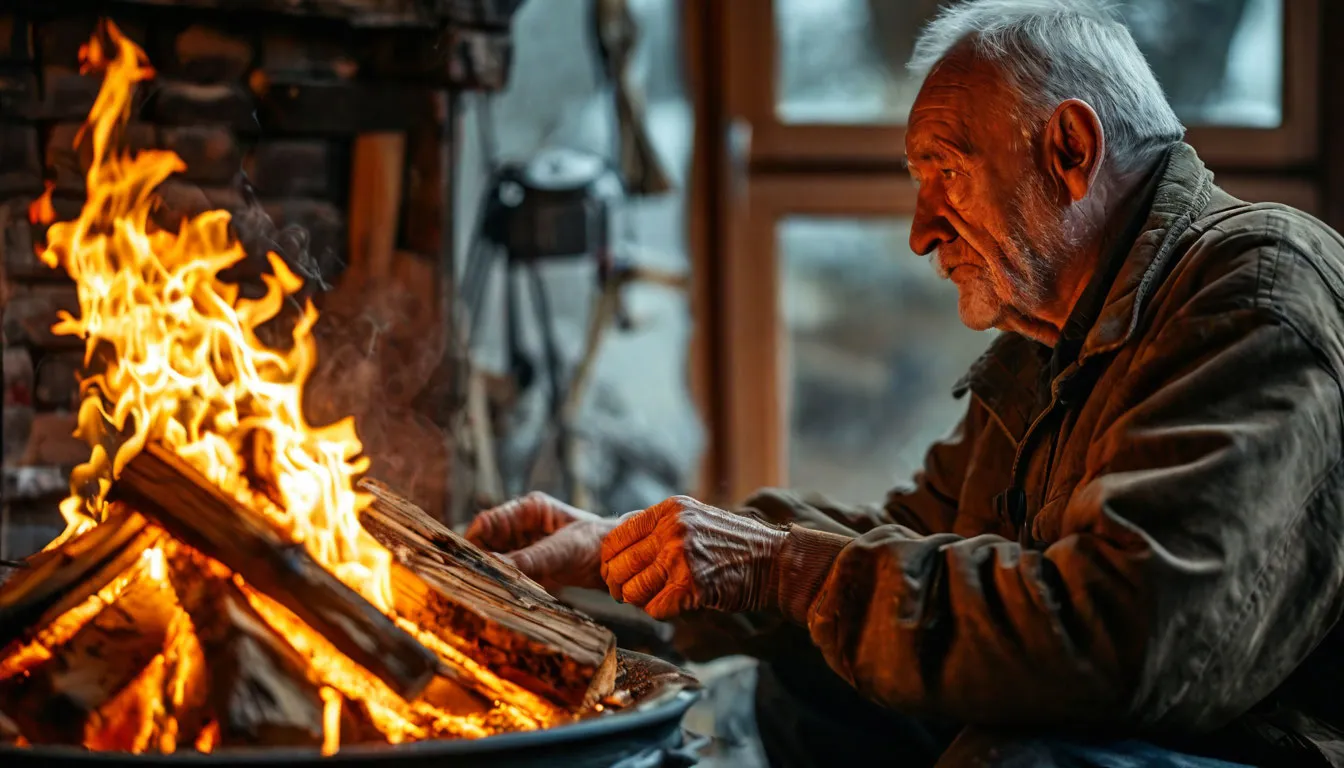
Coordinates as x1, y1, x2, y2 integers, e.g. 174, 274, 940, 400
19, 411, 88, 466
146, 81, 257, 129
0, 124, 41, 198
0, 197, 49, 279
161, 125, 241, 183
173, 24, 254, 83
2, 284, 81, 348
45, 122, 158, 194
261, 33, 358, 79
0, 16, 35, 61
36, 66, 102, 121
32, 350, 82, 410
37, 16, 147, 67
2, 403, 34, 463
244, 140, 333, 198
3, 346, 33, 407
153, 180, 245, 229
0, 68, 39, 118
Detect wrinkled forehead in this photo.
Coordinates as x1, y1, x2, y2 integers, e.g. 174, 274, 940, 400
906, 47, 1024, 157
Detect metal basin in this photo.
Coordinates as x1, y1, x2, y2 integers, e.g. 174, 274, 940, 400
0, 651, 701, 768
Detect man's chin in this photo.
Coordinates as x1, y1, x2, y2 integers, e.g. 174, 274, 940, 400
955, 290, 1002, 332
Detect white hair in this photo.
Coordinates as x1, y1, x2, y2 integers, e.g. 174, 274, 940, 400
908, 0, 1185, 173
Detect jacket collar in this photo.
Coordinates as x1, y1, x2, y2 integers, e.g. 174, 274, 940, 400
953, 143, 1215, 444
1078, 142, 1214, 360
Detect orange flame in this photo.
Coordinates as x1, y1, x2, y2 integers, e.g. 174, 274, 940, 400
13, 20, 568, 752
33, 20, 393, 613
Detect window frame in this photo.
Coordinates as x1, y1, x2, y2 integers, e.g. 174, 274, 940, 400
727, 0, 1321, 170
719, 174, 918, 501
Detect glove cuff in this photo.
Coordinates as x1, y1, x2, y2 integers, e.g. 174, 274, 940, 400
775, 525, 850, 625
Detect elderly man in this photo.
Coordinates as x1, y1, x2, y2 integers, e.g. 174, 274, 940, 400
468, 1, 1344, 765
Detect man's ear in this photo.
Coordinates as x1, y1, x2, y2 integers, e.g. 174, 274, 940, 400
1042, 99, 1104, 203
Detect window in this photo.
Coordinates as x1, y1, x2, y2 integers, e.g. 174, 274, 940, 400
691, 0, 1326, 504
780, 215, 985, 503
775, 0, 1287, 129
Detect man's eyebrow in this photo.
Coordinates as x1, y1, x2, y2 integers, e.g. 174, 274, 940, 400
905, 148, 950, 165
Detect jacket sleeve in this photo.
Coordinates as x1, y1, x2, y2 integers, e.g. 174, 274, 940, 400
743, 397, 987, 537
779, 299, 1344, 730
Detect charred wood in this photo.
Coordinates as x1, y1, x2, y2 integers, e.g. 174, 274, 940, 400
167, 551, 325, 749
0, 568, 176, 745
0, 505, 160, 648
110, 443, 439, 700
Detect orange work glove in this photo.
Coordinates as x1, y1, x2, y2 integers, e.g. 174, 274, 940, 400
465, 492, 619, 591
599, 495, 790, 620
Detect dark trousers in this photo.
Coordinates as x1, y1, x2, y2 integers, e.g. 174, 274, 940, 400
750, 627, 1254, 768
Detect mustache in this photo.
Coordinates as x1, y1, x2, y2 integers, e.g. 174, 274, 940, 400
931, 248, 970, 279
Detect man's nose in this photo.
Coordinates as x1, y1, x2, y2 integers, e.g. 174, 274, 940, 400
910, 196, 958, 256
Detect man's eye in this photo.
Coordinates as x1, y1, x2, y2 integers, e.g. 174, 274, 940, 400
941, 169, 958, 180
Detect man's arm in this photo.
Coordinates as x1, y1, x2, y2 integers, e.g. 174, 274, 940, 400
786, 298, 1344, 729
743, 398, 988, 537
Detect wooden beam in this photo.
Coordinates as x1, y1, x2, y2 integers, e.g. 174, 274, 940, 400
347, 132, 406, 283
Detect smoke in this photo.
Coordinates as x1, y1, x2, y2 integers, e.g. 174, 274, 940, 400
227, 179, 334, 295
217, 179, 458, 518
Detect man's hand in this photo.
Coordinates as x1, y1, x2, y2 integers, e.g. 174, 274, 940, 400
466, 492, 618, 591
600, 496, 789, 620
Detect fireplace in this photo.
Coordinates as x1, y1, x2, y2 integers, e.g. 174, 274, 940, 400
0, 2, 699, 763
2, 0, 523, 538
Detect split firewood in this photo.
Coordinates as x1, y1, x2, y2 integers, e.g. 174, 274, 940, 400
359, 478, 618, 711
337, 695, 384, 747
167, 552, 325, 749
110, 443, 439, 700
0, 710, 21, 744
0, 568, 176, 745
155, 609, 211, 754
0, 504, 161, 649
84, 652, 170, 752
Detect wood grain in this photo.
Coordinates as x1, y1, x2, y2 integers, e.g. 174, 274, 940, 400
0, 505, 159, 649
0, 569, 176, 745
168, 552, 325, 749
360, 478, 618, 710
111, 444, 439, 700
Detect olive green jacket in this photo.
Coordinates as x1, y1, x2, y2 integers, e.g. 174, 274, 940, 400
748, 143, 1344, 766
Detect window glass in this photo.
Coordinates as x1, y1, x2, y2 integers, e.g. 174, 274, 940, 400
778, 216, 990, 502
774, 0, 1283, 128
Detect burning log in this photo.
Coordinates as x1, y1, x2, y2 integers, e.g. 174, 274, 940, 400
0, 505, 161, 648
0, 19, 660, 752
84, 652, 168, 752
167, 552, 325, 750
0, 568, 176, 745
0, 711, 20, 744
359, 479, 618, 711
155, 609, 211, 754
109, 443, 439, 701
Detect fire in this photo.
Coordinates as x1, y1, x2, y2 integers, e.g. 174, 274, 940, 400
1, 20, 566, 752
30, 20, 393, 613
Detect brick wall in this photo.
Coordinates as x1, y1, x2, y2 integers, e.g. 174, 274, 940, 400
1, 1, 522, 550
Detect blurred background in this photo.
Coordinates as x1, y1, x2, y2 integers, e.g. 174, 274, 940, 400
0, 0, 1336, 762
